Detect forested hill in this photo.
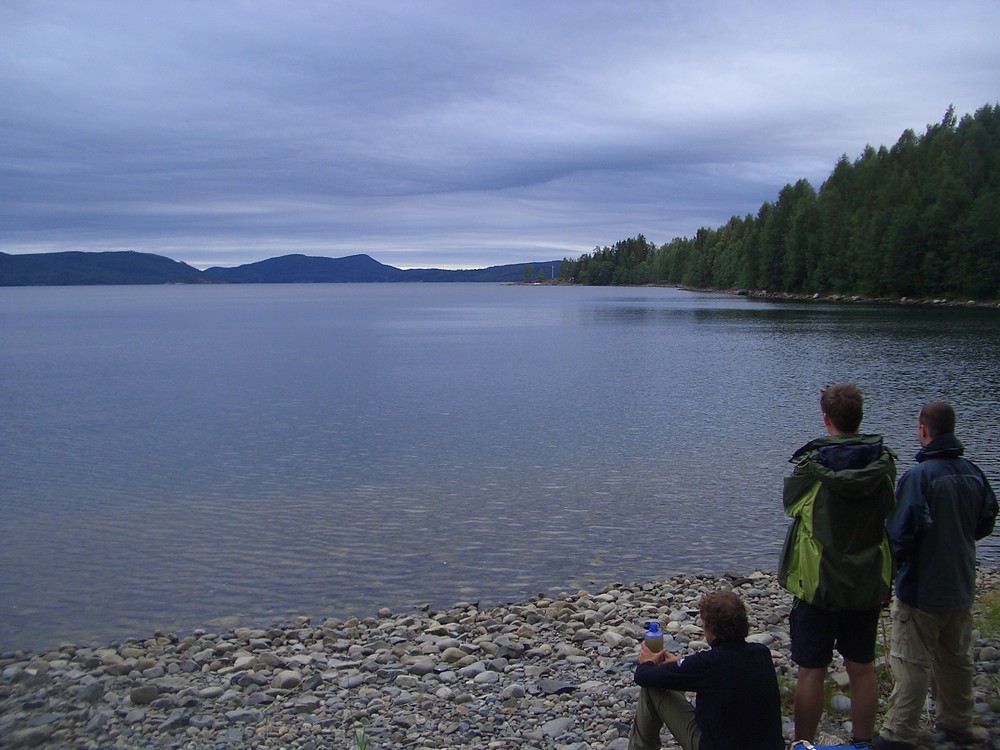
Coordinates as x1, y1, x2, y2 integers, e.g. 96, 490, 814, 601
563, 103, 1000, 301
0, 251, 562, 286
0, 250, 206, 286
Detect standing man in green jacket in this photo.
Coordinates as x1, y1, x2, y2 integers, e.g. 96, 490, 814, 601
778, 383, 897, 746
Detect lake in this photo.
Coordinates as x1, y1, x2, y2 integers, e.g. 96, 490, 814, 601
2, 283, 998, 652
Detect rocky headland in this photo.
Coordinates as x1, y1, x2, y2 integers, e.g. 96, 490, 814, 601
2, 569, 999, 749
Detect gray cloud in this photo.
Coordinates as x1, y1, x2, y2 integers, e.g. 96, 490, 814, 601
2, 0, 998, 269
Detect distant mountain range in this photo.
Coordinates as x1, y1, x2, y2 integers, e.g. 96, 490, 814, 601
0, 251, 564, 286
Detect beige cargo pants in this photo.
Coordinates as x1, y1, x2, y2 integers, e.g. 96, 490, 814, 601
880, 600, 975, 745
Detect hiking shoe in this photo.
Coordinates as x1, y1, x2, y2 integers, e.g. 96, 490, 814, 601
932, 726, 977, 745
871, 736, 914, 750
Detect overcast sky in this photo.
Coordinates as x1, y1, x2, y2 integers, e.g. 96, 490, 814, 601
2, 1, 998, 270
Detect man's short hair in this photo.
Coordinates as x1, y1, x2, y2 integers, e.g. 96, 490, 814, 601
919, 402, 956, 439
699, 591, 749, 643
820, 383, 864, 433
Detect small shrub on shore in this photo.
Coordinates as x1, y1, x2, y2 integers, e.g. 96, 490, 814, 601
973, 578, 1000, 711
777, 674, 796, 714
974, 587, 1000, 640
875, 610, 894, 697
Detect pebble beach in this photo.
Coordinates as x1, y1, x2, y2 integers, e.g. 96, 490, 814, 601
2, 569, 999, 750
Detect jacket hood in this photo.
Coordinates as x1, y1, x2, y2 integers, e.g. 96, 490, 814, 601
790, 434, 887, 464
915, 432, 965, 462
788, 434, 896, 489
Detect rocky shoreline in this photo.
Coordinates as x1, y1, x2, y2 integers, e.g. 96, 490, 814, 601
2, 569, 999, 750
680, 285, 1000, 308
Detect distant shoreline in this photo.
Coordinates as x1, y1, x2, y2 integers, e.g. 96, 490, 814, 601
688, 285, 1000, 308
518, 279, 1000, 308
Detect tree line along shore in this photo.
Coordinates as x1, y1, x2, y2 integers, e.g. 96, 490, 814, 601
562, 104, 1000, 304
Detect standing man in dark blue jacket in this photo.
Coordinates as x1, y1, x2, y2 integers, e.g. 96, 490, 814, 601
628, 590, 785, 750
875, 403, 998, 750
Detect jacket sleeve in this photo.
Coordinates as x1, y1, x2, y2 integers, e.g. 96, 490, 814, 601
882, 474, 898, 517
974, 469, 999, 541
783, 462, 812, 515
886, 469, 928, 564
634, 652, 708, 692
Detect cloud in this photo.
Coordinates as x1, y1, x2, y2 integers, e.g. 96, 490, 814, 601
2, 0, 998, 268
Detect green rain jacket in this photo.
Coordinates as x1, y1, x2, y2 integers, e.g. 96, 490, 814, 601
778, 434, 897, 611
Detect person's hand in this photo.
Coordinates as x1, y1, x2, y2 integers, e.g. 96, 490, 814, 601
638, 641, 679, 665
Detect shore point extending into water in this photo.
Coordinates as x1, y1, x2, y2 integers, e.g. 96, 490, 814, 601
2, 569, 999, 749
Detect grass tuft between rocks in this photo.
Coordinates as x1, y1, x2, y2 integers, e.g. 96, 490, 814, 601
974, 586, 1000, 640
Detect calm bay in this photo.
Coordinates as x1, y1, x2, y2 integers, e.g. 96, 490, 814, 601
2, 283, 999, 652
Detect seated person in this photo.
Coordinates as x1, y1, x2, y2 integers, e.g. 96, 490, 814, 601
629, 590, 785, 750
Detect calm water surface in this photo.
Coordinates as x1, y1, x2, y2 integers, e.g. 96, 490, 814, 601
2, 284, 999, 651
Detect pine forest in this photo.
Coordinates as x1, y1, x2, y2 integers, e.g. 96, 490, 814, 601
561, 104, 1000, 301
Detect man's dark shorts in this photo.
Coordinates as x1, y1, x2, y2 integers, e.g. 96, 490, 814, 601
789, 599, 880, 667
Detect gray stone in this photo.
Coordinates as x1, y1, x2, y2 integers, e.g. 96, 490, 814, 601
538, 678, 576, 695
8, 726, 54, 747
271, 669, 302, 689
440, 647, 467, 663
129, 684, 159, 705
457, 661, 486, 678
294, 697, 321, 713
150, 695, 178, 709
542, 717, 574, 736
257, 651, 285, 667
26, 712, 63, 728
85, 708, 114, 732
829, 694, 852, 714
302, 673, 324, 691
158, 708, 190, 731
501, 683, 526, 699
224, 727, 246, 743
406, 660, 436, 675
224, 708, 262, 723
339, 673, 365, 689
603, 631, 627, 647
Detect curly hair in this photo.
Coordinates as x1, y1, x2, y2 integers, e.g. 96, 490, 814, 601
698, 590, 749, 643
820, 382, 864, 434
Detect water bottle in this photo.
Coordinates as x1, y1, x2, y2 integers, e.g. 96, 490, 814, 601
644, 621, 663, 653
